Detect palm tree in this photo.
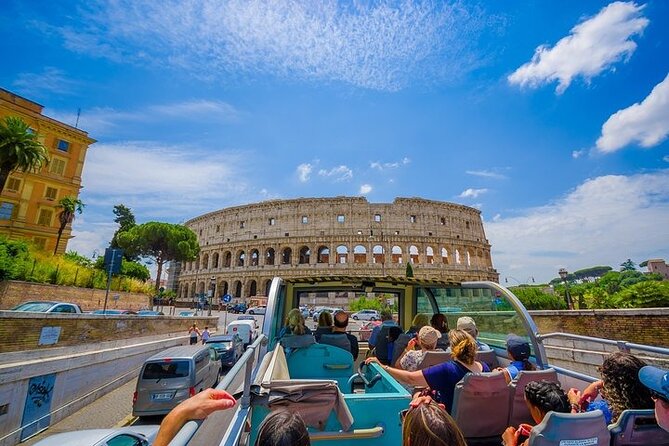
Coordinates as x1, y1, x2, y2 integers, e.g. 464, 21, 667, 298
54, 196, 85, 255
0, 116, 49, 194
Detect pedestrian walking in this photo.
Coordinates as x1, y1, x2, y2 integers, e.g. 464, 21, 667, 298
201, 326, 211, 344
188, 323, 200, 345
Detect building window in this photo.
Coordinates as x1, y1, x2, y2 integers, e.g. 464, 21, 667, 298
269, 218, 275, 226
240, 221, 245, 229
33, 237, 47, 250
301, 216, 308, 224
410, 215, 417, 223
0, 202, 15, 220
45, 187, 58, 201
37, 209, 53, 226
466, 221, 470, 229
374, 214, 381, 222
337, 215, 345, 223
440, 217, 446, 225
216, 225, 220, 232
6, 177, 21, 192
56, 139, 70, 152
49, 158, 66, 175
395, 230, 400, 235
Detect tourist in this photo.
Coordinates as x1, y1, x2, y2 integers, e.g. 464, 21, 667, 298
497, 334, 536, 382
366, 329, 490, 412
330, 310, 359, 360
402, 395, 467, 446
455, 316, 491, 351
188, 323, 200, 345
395, 326, 442, 372
201, 326, 211, 344
314, 310, 333, 341
568, 351, 654, 423
431, 313, 450, 350
392, 313, 431, 366
279, 308, 311, 337
502, 381, 570, 446
368, 308, 400, 364
638, 365, 669, 432
255, 410, 311, 446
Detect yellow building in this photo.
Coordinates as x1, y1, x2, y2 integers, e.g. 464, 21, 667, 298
0, 88, 96, 254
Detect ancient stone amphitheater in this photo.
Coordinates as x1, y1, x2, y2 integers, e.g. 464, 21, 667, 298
177, 197, 498, 301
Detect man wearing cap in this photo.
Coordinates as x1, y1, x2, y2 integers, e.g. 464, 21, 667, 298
639, 366, 669, 432
395, 326, 442, 372
331, 310, 359, 361
455, 316, 492, 351
368, 308, 400, 364
499, 334, 535, 382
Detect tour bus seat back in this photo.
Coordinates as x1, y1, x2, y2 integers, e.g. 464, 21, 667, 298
319, 334, 352, 354
528, 410, 609, 446
285, 342, 354, 390
451, 371, 512, 438
418, 351, 452, 369
475, 349, 499, 369
509, 368, 559, 426
609, 409, 669, 446
279, 334, 316, 350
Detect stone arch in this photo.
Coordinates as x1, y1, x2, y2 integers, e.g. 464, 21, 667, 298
236, 250, 245, 267
183, 283, 189, 299
299, 246, 310, 264
265, 247, 275, 265
353, 245, 367, 263
336, 245, 348, 264
220, 280, 229, 296
372, 245, 384, 264
233, 280, 242, 297
441, 248, 449, 264
250, 249, 259, 266
264, 279, 272, 296
317, 246, 329, 263
391, 245, 403, 264
426, 246, 434, 264
202, 253, 209, 269
197, 281, 205, 295
455, 249, 461, 264
281, 247, 292, 265
212, 252, 219, 269
248, 280, 257, 297
466, 249, 472, 267
223, 251, 232, 268
409, 245, 419, 264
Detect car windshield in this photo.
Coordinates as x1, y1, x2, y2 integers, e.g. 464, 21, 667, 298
142, 361, 190, 379
207, 341, 233, 349
12, 302, 54, 312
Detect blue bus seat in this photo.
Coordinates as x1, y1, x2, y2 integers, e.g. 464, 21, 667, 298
319, 333, 352, 354
451, 371, 511, 438
508, 368, 559, 426
529, 410, 609, 446
475, 349, 499, 368
609, 409, 669, 446
286, 342, 354, 390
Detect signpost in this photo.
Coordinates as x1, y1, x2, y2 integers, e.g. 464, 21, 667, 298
222, 293, 232, 326
102, 248, 123, 314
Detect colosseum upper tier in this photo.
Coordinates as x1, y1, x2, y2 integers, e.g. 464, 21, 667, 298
177, 197, 498, 300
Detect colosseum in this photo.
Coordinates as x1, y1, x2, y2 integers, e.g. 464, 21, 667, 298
176, 197, 498, 303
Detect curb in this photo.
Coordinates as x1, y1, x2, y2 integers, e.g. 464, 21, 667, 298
115, 415, 138, 427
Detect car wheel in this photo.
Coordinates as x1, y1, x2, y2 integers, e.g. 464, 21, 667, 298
370, 317, 376, 321
249, 310, 254, 315
352, 315, 358, 320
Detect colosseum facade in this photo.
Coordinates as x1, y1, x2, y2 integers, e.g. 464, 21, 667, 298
177, 197, 498, 302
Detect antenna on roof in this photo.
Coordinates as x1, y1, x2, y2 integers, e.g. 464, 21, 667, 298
75, 108, 81, 128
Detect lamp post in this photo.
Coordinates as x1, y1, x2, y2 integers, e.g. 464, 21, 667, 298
208, 276, 216, 316
558, 268, 573, 310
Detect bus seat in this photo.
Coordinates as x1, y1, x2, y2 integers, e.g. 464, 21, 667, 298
451, 371, 511, 438
418, 351, 452, 369
279, 334, 316, 350
319, 334, 352, 354
528, 410, 609, 446
509, 368, 559, 426
286, 343, 354, 389
476, 349, 499, 368
609, 409, 669, 446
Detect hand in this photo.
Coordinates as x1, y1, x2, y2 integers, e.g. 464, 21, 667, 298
407, 338, 417, 349
579, 380, 602, 405
410, 394, 445, 411
567, 388, 582, 406
365, 357, 380, 365
502, 426, 519, 446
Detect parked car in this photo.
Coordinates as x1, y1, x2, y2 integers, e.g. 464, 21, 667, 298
137, 310, 164, 316
90, 309, 137, 315
351, 309, 380, 321
205, 334, 244, 368
312, 307, 343, 322
33, 425, 159, 446
226, 320, 257, 346
230, 303, 247, 314
247, 305, 266, 315
178, 311, 195, 317
10, 301, 82, 314
237, 315, 259, 328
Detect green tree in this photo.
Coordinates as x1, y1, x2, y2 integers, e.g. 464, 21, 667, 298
0, 237, 30, 280
349, 295, 383, 312
509, 287, 567, 310
117, 222, 199, 297
405, 262, 414, 278
64, 250, 94, 268
120, 259, 150, 281
620, 258, 636, 272
110, 204, 137, 259
0, 116, 49, 194
54, 196, 85, 255
639, 260, 649, 268
613, 281, 669, 308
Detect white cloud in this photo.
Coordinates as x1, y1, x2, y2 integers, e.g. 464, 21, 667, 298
664, 155, 669, 163
596, 73, 669, 152
359, 184, 373, 195
487, 171, 669, 282
318, 165, 353, 182
508, 2, 648, 94
56, 1, 490, 91
296, 163, 313, 182
12, 67, 79, 96
572, 149, 586, 159
459, 188, 488, 198
465, 169, 507, 180
370, 157, 411, 171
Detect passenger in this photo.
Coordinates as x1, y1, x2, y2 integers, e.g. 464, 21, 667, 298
255, 410, 311, 446
568, 351, 654, 423
456, 316, 491, 351
279, 308, 311, 337
502, 380, 570, 446
330, 310, 359, 360
368, 308, 400, 364
497, 334, 536, 382
638, 365, 669, 432
314, 310, 333, 341
402, 395, 467, 446
188, 323, 200, 345
393, 313, 431, 366
366, 329, 490, 412
201, 326, 211, 344
395, 326, 442, 372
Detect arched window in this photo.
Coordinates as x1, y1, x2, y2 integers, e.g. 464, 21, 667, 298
250, 249, 259, 266
441, 248, 449, 264
466, 250, 472, 267
409, 245, 419, 264
353, 245, 367, 263
233, 280, 242, 297
336, 245, 348, 264
248, 280, 257, 297
391, 246, 403, 264
281, 247, 292, 265
212, 252, 219, 269
266, 248, 275, 265
237, 250, 245, 267
455, 249, 461, 264
183, 283, 189, 299
202, 253, 209, 269
220, 281, 229, 296
317, 246, 329, 263
224, 251, 232, 268
298, 246, 310, 264
426, 246, 434, 264
264, 279, 272, 296
372, 245, 384, 264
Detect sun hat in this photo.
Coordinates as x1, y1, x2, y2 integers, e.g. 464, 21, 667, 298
506, 334, 531, 360
418, 326, 441, 346
456, 316, 479, 338
639, 365, 669, 401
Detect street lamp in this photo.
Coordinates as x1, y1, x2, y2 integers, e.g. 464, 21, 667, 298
208, 276, 216, 316
558, 268, 573, 310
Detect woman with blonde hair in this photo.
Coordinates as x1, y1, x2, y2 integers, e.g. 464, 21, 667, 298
279, 308, 310, 337
366, 329, 489, 412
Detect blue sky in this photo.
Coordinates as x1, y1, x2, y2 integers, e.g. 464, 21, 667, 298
2, 0, 668, 283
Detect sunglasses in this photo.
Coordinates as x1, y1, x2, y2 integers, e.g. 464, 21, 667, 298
650, 390, 669, 404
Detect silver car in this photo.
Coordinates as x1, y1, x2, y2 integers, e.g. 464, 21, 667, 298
32, 425, 159, 446
11, 301, 82, 313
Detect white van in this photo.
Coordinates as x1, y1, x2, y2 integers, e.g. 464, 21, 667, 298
226, 320, 257, 346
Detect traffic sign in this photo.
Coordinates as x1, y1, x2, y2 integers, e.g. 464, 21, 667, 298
222, 294, 233, 303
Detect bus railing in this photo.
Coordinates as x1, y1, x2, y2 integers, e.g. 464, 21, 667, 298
537, 332, 669, 357
168, 334, 268, 446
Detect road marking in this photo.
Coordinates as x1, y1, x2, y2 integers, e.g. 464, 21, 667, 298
115, 415, 137, 427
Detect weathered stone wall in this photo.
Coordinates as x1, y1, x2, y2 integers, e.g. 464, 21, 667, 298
180, 197, 499, 300
0, 280, 149, 311
0, 311, 218, 353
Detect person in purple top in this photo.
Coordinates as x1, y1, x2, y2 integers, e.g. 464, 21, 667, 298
366, 329, 490, 412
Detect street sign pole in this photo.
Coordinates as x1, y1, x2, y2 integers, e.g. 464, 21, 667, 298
103, 248, 123, 314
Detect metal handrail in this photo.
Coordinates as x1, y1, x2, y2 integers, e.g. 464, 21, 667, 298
168, 334, 267, 446
537, 332, 669, 356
